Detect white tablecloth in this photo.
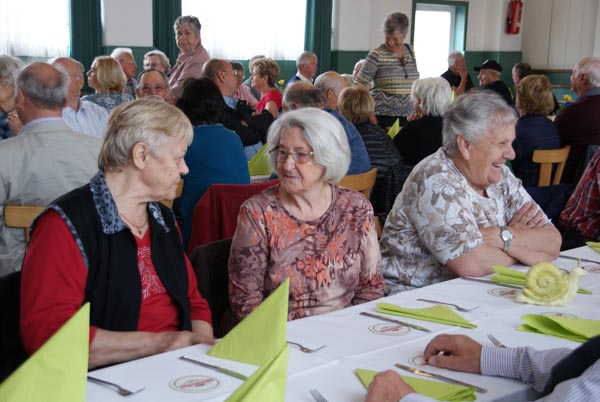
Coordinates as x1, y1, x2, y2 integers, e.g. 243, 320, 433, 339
86, 248, 600, 401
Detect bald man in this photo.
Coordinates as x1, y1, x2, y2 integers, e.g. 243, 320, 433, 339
135, 69, 171, 103
52, 57, 108, 137
0, 62, 101, 277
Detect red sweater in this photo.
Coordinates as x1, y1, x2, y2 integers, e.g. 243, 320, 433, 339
20, 210, 211, 354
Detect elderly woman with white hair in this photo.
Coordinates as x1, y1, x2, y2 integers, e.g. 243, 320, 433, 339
0, 55, 24, 139
20, 98, 215, 368
169, 15, 209, 100
143, 49, 171, 75
224, 108, 385, 332
393, 77, 451, 165
380, 92, 561, 294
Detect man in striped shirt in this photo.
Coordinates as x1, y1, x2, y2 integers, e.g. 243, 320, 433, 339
365, 334, 599, 402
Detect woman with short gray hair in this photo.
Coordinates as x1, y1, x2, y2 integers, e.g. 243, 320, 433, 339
0, 55, 25, 139
354, 12, 419, 129
380, 91, 561, 295
223, 107, 384, 334
393, 77, 451, 165
169, 15, 209, 99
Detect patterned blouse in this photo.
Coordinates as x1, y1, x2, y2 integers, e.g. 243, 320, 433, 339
380, 148, 549, 295
354, 44, 419, 117
227, 185, 385, 328
81, 93, 134, 112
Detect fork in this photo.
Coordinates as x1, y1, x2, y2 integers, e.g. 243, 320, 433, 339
416, 298, 480, 312
310, 388, 330, 402
87, 375, 145, 396
487, 334, 507, 348
287, 341, 326, 353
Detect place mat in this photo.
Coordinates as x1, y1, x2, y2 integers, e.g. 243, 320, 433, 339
375, 303, 476, 329
492, 266, 591, 295
518, 314, 600, 343
355, 368, 476, 402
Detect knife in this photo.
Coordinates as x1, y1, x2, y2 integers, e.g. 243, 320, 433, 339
179, 356, 248, 380
360, 312, 431, 332
558, 254, 600, 265
460, 277, 522, 289
395, 363, 487, 393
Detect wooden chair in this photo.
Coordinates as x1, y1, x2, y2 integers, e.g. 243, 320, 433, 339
160, 179, 184, 209
4, 205, 46, 242
532, 145, 570, 186
338, 168, 378, 198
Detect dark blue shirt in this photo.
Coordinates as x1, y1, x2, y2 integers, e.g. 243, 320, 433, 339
512, 113, 560, 187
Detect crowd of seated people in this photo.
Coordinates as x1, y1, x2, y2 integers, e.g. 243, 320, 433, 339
3, 13, 600, 396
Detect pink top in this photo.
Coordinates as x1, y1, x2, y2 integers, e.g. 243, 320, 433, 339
234, 85, 259, 107
169, 44, 210, 100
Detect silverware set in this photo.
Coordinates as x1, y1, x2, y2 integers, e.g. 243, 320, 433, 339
395, 364, 487, 393
416, 298, 480, 312
287, 341, 327, 353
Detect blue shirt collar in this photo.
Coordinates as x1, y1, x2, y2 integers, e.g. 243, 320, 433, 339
89, 171, 169, 235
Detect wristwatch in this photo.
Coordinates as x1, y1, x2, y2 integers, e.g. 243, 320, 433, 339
499, 226, 513, 252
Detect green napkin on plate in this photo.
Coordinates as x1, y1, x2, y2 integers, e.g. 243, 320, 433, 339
492, 266, 591, 295
586, 241, 600, 254
376, 303, 476, 329
518, 314, 600, 343
355, 368, 476, 402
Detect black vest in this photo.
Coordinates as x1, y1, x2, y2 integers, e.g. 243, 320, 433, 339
50, 184, 192, 332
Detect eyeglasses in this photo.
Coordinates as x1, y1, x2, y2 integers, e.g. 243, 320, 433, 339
141, 85, 166, 93
270, 148, 315, 164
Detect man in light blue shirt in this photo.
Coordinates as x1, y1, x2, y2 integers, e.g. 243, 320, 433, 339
52, 57, 108, 138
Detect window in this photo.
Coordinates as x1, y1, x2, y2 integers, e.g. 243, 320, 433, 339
413, 1, 467, 78
0, 0, 70, 57
182, 0, 306, 60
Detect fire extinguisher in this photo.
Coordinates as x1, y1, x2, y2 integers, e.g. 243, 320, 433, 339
506, 0, 523, 34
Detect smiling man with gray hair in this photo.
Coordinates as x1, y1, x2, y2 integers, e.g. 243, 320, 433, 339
0, 62, 101, 277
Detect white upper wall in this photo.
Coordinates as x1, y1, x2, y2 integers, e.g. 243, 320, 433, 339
103, 0, 153, 46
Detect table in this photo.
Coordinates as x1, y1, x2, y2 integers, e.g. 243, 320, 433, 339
86, 249, 600, 401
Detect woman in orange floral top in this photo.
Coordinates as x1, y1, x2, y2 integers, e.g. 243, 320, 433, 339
224, 108, 384, 333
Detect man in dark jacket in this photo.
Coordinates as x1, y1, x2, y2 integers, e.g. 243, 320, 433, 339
474, 59, 512, 105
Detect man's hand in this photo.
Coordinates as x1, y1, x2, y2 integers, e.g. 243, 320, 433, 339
365, 370, 415, 402
424, 334, 482, 373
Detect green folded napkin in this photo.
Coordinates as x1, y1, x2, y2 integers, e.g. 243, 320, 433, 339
492, 266, 591, 295
248, 144, 272, 176
355, 368, 476, 402
387, 118, 401, 139
518, 314, 600, 343
586, 241, 600, 254
375, 303, 476, 329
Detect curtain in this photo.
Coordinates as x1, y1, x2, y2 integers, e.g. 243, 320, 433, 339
153, 0, 182, 65
70, 0, 102, 71
304, 0, 332, 71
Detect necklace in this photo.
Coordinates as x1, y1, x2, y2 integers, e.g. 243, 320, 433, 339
118, 209, 148, 236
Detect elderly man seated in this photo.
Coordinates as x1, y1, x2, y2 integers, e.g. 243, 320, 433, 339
111, 47, 138, 97
441, 51, 474, 96
286, 51, 318, 86
380, 91, 561, 294
20, 99, 215, 368
474, 59, 512, 105
52, 57, 108, 137
0, 62, 101, 277
135, 69, 171, 102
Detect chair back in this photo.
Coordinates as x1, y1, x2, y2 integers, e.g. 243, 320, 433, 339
189, 238, 232, 338
532, 145, 571, 186
0, 271, 28, 381
187, 179, 279, 252
338, 168, 378, 198
160, 179, 184, 209
4, 205, 46, 242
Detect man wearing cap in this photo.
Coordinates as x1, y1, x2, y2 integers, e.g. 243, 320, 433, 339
474, 59, 512, 105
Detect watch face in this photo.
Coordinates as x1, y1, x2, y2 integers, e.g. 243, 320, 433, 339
501, 229, 512, 241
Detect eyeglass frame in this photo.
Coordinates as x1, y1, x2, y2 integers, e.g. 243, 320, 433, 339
269, 147, 315, 164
